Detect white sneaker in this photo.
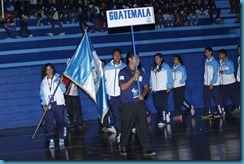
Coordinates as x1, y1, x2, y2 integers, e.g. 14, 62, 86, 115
190, 105, 195, 116
59, 138, 65, 146
166, 112, 171, 123
101, 127, 108, 133
29, 34, 33, 37
107, 126, 116, 134
116, 133, 121, 143
158, 122, 166, 127
59, 32, 65, 36
16, 35, 21, 39
47, 32, 53, 36
49, 139, 55, 148
132, 128, 136, 134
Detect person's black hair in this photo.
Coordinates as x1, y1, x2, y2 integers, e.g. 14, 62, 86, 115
101, 59, 107, 66
218, 49, 227, 56
205, 47, 213, 52
112, 48, 122, 56
152, 53, 164, 71
136, 52, 143, 71
126, 51, 143, 69
174, 55, 184, 65
237, 44, 240, 49
126, 51, 135, 65
41, 63, 57, 79
101, 59, 106, 65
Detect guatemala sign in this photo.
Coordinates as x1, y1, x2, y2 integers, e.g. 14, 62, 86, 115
106, 7, 155, 28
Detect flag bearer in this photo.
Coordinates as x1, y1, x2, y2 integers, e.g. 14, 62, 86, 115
40, 63, 67, 148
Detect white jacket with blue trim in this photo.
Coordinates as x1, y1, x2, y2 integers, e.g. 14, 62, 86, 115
150, 62, 173, 91
172, 63, 187, 88
219, 58, 236, 85
204, 57, 221, 86
237, 56, 240, 82
40, 73, 66, 106
104, 60, 127, 97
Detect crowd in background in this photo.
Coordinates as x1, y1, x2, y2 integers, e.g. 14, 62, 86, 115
0, 0, 240, 38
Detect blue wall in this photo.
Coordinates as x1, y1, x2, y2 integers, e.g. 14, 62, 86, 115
0, 49, 238, 129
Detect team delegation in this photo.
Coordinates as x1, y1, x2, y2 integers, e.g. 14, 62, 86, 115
39, 45, 240, 156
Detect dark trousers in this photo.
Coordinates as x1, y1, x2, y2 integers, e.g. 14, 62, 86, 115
235, 82, 240, 105
221, 83, 240, 109
79, 21, 89, 33
44, 102, 66, 140
4, 27, 11, 38
65, 95, 84, 126
173, 86, 192, 115
152, 91, 169, 123
203, 85, 223, 114
229, 0, 235, 12
108, 96, 121, 133
18, 22, 31, 36
120, 101, 151, 151
102, 110, 113, 127
93, 18, 102, 32
209, 9, 221, 24
51, 20, 64, 33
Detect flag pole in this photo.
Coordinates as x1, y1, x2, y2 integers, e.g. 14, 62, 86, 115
32, 80, 61, 139
130, 25, 141, 94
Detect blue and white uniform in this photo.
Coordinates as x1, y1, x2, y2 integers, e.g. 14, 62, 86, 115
204, 56, 221, 86
105, 60, 127, 97
40, 73, 67, 140
172, 63, 187, 88
237, 56, 240, 82
219, 58, 236, 85
150, 62, 173, 124
172, 63, 192, 116
150, 63, 173, 91
104, 60, 126, 132
219, 58, 239, 109
203, 56, 223, 115
40, 73, 66, 106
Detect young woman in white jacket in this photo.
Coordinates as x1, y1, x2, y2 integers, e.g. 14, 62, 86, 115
40, 63, 67, 149
172, 55, 195, 122
150, 53, 173, 127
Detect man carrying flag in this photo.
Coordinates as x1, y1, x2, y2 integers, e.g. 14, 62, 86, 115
63, 30, 109, 125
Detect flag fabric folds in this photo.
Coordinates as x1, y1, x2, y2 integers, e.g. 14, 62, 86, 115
63, 31, 109, 123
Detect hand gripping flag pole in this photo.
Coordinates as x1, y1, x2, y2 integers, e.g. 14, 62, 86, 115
32, 80, 61, 139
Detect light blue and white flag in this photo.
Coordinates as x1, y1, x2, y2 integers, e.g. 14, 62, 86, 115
63, 31, 109, 123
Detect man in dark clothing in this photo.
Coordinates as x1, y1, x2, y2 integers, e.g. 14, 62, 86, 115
119, 52, 156, 157
77, 3, 90, 33
207, 0, 221, 24
16, 5, 33, 38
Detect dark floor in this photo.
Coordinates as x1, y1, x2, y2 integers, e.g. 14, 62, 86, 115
0, 109, 241, 160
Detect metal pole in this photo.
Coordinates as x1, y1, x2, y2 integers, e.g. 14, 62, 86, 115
32, 80, 61, 139
130, 25, 141, 94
